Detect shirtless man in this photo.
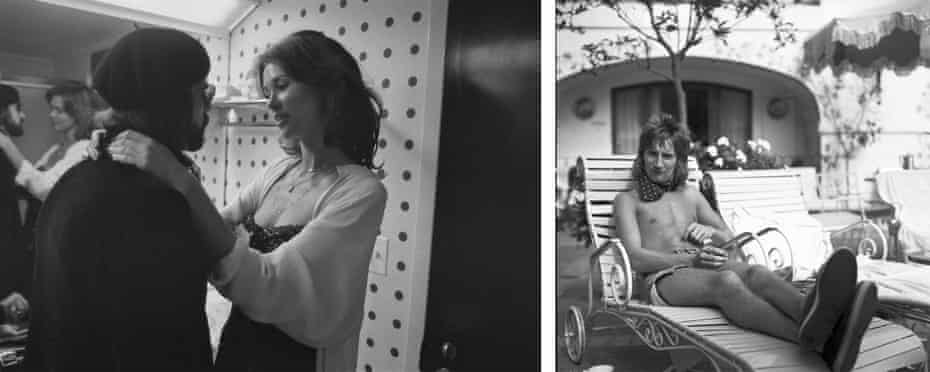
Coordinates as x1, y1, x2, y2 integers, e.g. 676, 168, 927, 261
612, 114, 879, 371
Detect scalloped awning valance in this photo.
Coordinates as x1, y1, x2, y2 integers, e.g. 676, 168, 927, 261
803, 0, 930, 77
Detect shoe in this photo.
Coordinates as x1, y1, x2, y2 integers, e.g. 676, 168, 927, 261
822, 281, 879, 372
798, 249, 857, 351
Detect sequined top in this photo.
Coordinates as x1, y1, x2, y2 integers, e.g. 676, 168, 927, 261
211, 156, 388, 372
242, 215, 302, 253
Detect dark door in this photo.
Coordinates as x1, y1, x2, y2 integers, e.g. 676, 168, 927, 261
419, 0, 540, 371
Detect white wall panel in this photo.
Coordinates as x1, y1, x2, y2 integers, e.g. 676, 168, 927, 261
193, 1, 450, 370
224, 124, 283, 205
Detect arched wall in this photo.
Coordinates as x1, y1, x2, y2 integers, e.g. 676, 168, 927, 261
557, 56, 821, 171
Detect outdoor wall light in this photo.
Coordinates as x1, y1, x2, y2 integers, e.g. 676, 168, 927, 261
767, 97, 790, 119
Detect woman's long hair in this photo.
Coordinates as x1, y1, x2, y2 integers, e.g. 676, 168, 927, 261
45, 80, 109, 140
255, 30, 383, 170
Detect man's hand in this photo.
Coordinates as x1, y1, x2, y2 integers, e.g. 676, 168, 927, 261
684, 222, 716, 244
0, 292, 28, 324
692, 245, 729, 269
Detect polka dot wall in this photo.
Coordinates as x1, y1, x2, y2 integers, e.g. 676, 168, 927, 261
190, 33, 230, 208
223, 125, 281, 203
191, 1, 449, 370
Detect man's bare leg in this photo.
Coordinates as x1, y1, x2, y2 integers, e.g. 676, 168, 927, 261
722, 261, 805, 324
657, 268, 799, 343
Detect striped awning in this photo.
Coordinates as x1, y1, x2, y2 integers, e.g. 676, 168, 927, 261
803, 0, 930, 76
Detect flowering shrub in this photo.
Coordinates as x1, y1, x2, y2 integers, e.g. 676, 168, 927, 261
693, 136, 787, 171
557, 164, 592, 247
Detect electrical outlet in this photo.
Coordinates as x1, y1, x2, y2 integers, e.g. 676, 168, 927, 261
369, 236, 388, 275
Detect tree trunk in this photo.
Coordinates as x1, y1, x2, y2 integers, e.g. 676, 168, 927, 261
670, 57, 687, 126
844, 154, 852, 200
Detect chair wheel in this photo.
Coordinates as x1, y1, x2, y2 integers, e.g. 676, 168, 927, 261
564, 305, 586, 364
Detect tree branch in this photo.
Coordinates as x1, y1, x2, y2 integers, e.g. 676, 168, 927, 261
614, 5, 661, 44
680, 2, 703, 58
643, 0, 676, 57
675, 4, 681, 52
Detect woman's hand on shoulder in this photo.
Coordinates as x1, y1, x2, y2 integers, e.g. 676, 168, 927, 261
107, 130, 194, 192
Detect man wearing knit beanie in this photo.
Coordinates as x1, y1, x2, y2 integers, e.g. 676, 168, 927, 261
93, 27, 211, 152
28, 28, 214, 371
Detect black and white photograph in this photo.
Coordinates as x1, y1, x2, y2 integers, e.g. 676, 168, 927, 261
10, 0, 930, 371
0, 0, 540, 371
557, 0, 930, 371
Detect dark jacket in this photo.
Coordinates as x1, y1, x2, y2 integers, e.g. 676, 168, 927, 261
0, 154, 27, 299
26, 158, 213, 371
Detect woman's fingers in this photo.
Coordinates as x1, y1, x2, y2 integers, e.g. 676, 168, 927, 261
112, 130, 150, 149
115, 129, 138, 141
108, 144, 145, 167
109, 152, 133, 166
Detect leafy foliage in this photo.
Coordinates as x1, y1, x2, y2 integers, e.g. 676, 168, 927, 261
557, 0, 797, 71
805, 71, 882, 171
692, 136, 787, 170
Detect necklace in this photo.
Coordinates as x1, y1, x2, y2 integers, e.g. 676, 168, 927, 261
287, 164, 336, 193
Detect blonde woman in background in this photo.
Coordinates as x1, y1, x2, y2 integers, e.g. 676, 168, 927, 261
0, 80, 108, 201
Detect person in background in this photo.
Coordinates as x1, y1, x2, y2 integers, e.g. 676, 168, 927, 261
0, 83, 29, 329
103, 30, 388, 372
0, 80, 108, 201
26, 28, 215, 371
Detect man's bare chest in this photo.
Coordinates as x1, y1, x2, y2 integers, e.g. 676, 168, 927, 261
635, 194, 696, 230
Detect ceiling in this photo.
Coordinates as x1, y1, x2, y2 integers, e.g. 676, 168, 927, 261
0, 0, 137, 59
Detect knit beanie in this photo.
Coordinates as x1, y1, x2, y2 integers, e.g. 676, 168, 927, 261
92, 27, 209, 150
0, 84, 19, 109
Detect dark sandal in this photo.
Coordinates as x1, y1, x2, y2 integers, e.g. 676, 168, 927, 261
822, 281, 879, 372
798, 249, 857, 351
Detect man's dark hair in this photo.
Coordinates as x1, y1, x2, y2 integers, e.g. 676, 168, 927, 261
255, 30, 383, 170
632, 113, 691, 189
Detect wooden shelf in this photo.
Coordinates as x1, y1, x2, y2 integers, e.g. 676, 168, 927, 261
211, 99, 276, 127
211, 98, 268, 110
211, 98, 276, 127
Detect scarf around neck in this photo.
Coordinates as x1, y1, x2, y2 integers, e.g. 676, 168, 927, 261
637, 173, 674, 202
